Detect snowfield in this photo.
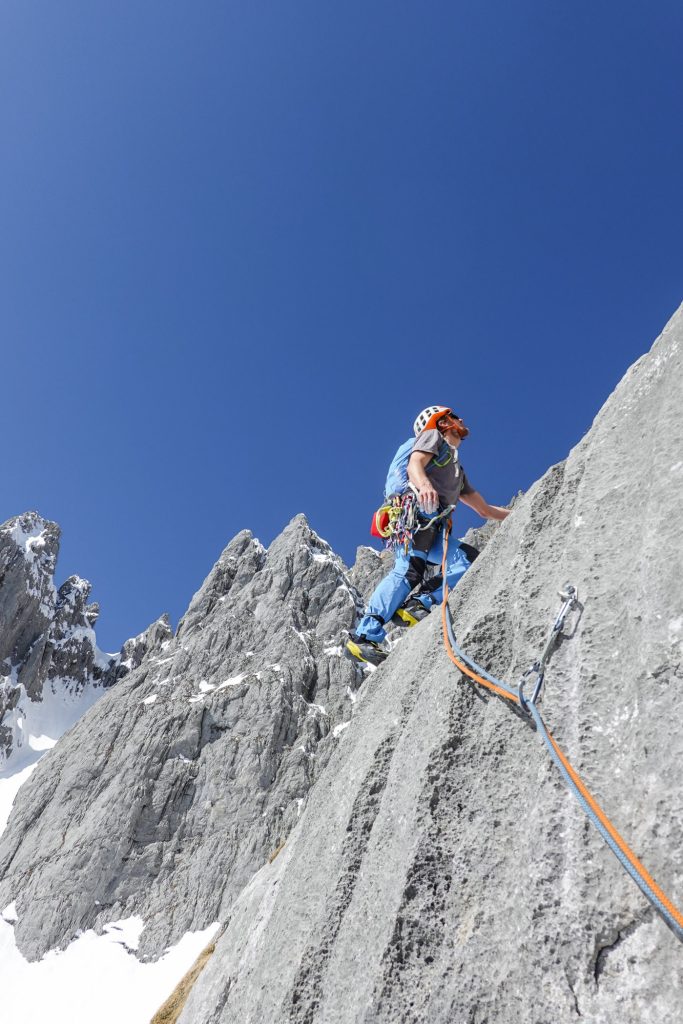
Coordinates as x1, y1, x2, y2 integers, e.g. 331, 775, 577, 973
0, 910, 219, 1024
0, 670, 216, 1024
0, 730, 218, 1024
0, 762, 36, 836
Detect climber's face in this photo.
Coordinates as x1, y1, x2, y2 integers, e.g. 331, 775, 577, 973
437, 412, 468, 446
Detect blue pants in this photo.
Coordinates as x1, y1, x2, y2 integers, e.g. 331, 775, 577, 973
356, 525, 471, 643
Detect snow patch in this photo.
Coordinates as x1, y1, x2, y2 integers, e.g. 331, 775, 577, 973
301, 697, 327, 718
28, 733, 56, 751
141, 694, 158, 706
333, 722, 350, 739
189, 675, 231, 700
7, 519, 49, 560
1, 901, 18, 923
216, 673, 247, 691
4, 518, 57, 609
101, 915, 144, 951
1, 675, 106, 775
0, 913, 220, 1024
0, 762, 38, 837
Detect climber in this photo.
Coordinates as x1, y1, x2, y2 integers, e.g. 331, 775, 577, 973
345, 406, 510, 666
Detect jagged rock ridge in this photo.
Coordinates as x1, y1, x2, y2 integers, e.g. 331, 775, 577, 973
0, 515, 368, 960
0, 512, 172, 776
0, 513, 116, 769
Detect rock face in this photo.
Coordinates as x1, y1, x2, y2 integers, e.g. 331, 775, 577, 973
0, 516, 365, 960
0, 513, 117, 767
173, 307, 683, 1023
1, 306, 682, 1022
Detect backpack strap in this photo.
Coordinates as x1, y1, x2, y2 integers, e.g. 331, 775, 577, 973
430, 439, 453, 468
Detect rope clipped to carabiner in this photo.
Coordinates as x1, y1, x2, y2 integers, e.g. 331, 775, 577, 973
439, 521, 683, 942
518, 583, 578, 713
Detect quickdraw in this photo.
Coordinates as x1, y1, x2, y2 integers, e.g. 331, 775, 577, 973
439, 522, 683, 942
389, 492, 419, 552
518, 583, 578, 713
371, 493, 456, 554
370, 492, 418, 551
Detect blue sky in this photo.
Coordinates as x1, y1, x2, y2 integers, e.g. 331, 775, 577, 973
2, 1, 682, 651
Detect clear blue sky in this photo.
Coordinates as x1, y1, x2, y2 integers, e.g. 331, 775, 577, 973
2, 1, 681, 652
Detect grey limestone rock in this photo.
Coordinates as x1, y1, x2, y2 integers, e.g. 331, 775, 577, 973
0, 514, 364, 961
0, 513, 60, 691
104, 613, 174, 686
176, 305, 683, 1023
0, 513, 118, 765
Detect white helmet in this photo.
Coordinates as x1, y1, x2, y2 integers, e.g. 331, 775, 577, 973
413, 406, 450, 436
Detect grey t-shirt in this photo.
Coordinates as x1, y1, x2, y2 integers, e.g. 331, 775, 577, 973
411, 429, 474, 506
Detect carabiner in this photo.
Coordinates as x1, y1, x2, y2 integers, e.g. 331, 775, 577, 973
518, 662, 544, 715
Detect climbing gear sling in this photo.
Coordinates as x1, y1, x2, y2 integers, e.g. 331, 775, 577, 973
371, 490, 455, 553
439, 521, 683, 942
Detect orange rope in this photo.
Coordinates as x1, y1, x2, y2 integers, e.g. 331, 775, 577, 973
545, 728, 683, 930
439, 524, 520, 704
439, 520, 683, 935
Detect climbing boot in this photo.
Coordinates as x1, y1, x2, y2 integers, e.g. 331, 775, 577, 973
344, 634, 388, 667
392, 597, 432, 628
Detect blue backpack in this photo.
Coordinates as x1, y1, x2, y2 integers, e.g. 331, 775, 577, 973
384, 437, 452, 499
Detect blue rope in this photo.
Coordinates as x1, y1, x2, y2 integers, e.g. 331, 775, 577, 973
443, 603, 683, 941
444, 605, 518, 699
528, 703, 683, 942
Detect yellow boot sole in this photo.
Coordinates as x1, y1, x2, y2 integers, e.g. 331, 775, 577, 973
393, 607, 421, 627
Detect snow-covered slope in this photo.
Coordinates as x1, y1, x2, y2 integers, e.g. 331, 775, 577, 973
0, 908, 219, 1024
0, 515, 193, 1024
0, 512, 114, 773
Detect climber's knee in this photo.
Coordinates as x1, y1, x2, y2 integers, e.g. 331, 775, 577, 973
405, 554, 428, 590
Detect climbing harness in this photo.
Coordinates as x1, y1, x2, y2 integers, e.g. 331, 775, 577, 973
439, 522, 683, 942
416, 502, 456, 534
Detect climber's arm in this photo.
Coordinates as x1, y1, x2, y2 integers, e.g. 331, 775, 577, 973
460, 490, 510, 521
